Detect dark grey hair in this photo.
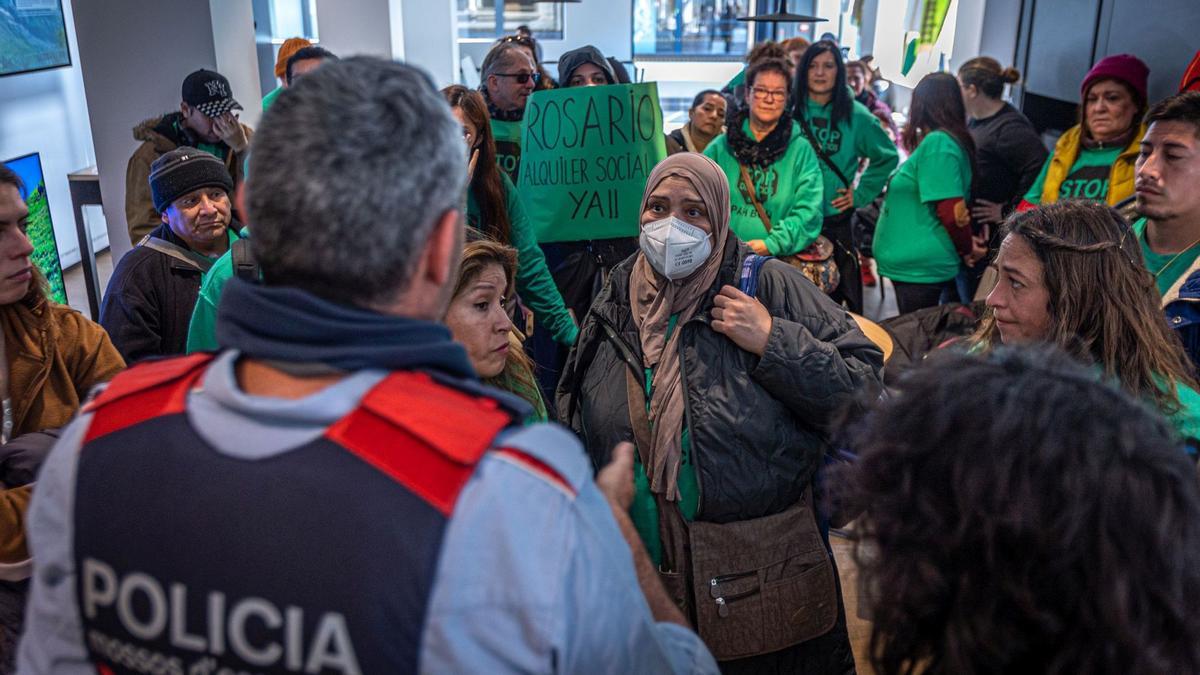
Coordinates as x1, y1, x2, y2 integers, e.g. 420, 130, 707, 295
480, 42, 532, 80
247, 57, 466, 308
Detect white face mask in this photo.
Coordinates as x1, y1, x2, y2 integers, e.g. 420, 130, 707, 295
639, 216, 713, 280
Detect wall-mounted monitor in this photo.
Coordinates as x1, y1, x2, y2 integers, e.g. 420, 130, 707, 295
0, 0, 71, 77
4, 153, 67, 305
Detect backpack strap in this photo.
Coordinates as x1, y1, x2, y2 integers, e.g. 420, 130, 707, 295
798, 113, 853, 189
137, 235, 216, 273
231, 237, 259, 281
738, 253, 770, 297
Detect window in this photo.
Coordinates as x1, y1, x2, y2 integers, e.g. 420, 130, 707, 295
256, 0, 319, 42
633, 0, 752, 58
457, 1, 563, 41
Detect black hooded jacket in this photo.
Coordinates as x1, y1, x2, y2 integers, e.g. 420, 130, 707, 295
557, 238, 883, 523
557, 45, 617, 86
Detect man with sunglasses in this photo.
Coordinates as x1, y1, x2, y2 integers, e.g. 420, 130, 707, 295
479, 42, 539, 182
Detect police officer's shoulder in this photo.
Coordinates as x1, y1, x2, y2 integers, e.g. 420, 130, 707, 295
488, 423, 590, 498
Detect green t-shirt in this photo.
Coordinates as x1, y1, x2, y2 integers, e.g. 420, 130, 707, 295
490, 118, 524, 184
628, 315, 700, 567
1023, 145, 1122, 204
262, 85, 283, 111
798, 97, 899, 218
466, 173, 578, 345
185, 229, 245, 353
703, 120, 825, 256
874, 130, 972, 283
1132, 217, 1200, 296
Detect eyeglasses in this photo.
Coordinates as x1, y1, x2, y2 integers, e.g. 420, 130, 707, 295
751, 87, 787, 101
494, 72, 541, 84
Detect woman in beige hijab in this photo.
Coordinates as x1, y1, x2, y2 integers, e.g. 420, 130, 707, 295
558, 153, 883, 674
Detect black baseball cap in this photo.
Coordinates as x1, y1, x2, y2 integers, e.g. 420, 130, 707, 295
181, 69, 243, 118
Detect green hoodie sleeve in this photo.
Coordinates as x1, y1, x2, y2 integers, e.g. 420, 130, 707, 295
764, 139, 824, 256
504, 177, 579, 345
1023, 155, 1052, 205
185, 240, 238, 353
852, 105, 900, 207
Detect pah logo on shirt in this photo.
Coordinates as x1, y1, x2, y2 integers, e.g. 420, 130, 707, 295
737, 165, 780, 204
1058, 164, 1110, 201
810, 117, 843, 155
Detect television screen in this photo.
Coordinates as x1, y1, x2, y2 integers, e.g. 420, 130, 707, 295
4, 153, 67, 304
0, 0, 71, 77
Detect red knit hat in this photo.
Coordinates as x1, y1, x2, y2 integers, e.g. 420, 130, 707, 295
1181, 50, 1200, 93
1081, 54, 1150, 105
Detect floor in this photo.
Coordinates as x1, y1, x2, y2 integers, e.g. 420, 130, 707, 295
62, 249, 113, 318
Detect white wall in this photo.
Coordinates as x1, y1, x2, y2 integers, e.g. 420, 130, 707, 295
0, 0, 105, 268
394, 0, 460, 87
315, 0, 394, 59
211, 0, 264, 129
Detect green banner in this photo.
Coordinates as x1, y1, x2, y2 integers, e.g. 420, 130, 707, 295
518, 82, 667, 242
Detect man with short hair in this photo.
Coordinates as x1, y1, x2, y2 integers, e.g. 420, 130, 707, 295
19, 57, 717, 674
479, 42, 537, 181
285, 45, 338, 86
125, 69, 252, 243
102, 148, 240, 363
1132, 91, 1200, 368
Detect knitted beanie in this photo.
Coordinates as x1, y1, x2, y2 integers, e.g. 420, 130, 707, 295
275, 38, 313, 80
1082, 54, 1150, 105
149, 148, 233, 213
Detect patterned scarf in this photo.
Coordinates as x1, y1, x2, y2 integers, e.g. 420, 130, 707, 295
480, 85, 524, 122
725, 108, 794, 169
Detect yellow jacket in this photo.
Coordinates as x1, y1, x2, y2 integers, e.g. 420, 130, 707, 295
1041, 123, 1146, 206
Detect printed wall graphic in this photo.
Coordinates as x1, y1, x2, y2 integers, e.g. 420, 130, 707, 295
0, 0, 71, 77
5, 153, 67, 304
518, 82, 668, 243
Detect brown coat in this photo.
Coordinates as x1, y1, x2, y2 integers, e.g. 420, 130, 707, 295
124, 113, 252, 243
0, 295, 125, 562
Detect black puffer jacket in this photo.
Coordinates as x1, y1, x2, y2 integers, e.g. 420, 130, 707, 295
557, 238, 883, 523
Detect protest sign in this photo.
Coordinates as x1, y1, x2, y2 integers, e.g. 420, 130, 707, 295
518, 82, 667, 242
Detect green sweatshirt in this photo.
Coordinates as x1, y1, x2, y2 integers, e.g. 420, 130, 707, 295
1023, 145, 1123, 204
186, 231, 246, 353
467, 173, 578, 345
704, 120, 825, 256
874, 130, 972, 284
799, 97, 899, 218
490, 118, 524, 184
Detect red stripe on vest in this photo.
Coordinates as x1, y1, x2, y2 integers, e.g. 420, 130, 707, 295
325, 372, 513, 515
492, 448, 576, 497
83, 354, 214, 444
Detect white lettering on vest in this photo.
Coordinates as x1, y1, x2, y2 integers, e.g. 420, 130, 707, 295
78, 558, 363, 674
117, 572, 168, 640
228, 597, 283, 665
170, 583, 206, 651
83, 557, 117, 619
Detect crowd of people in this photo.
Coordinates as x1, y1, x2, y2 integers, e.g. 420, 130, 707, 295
0, 22, 1194, 675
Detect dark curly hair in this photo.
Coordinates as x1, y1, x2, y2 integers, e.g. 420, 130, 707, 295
842, 346, 1200, 675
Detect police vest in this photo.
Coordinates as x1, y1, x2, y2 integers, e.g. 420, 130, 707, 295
72, 353, 528, 674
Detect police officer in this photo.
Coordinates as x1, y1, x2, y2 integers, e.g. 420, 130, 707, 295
18, 57, 717, 674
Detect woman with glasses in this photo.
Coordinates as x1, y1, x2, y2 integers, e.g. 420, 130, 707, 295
704, 55, 824, 258
973, 199, 1200, 451
873, 72, 979, 313
792, 40, 898, 312
442, 85, 578, 348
